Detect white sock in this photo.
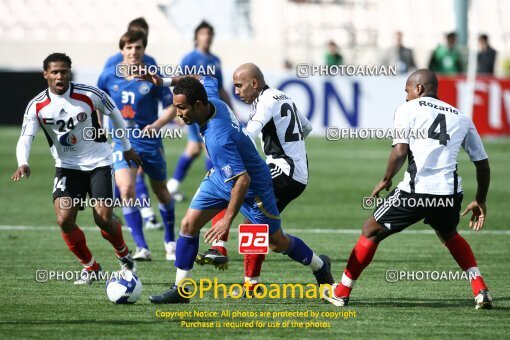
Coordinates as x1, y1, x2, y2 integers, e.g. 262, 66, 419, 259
244, 276, 260, 284
140, 207, 155, 219
341, 272, 356, 288
212, 240, 226, 248
167, 178, 180, 194
84, 257, 96, 268
466, 266, 481, 280
165, 241, 176, 252
308, 253, 324, 272
175, 268, 191, 286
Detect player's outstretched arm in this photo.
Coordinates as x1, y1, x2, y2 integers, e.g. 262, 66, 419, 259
204, 172, 251, 243
12, 135, 34, 181
134, 74, 201, 87
144, 106, 177, 132
461, 159, 490, 231
371, 143, 409, 197
133, 73, 163, 86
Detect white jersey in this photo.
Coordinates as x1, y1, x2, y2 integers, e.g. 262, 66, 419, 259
21, 82, 117, 171
393, 96, 488, 195
250, 87, 309, 184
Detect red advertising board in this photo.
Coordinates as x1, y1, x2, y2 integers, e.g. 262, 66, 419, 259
438, 76, 510, 136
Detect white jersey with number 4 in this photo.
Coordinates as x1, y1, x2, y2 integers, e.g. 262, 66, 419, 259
250, 87, 309, 184
393, 96, 488, 195
21, 82, 116, 171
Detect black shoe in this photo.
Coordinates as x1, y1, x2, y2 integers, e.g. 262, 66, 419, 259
149, 285, 190, 304
118, 251, 136, 273
475, 289, 493, 310
313, 255, 334, 285
195, 248, 229, 270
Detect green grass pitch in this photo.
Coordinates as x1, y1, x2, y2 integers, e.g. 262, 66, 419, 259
0, 126, 509, 339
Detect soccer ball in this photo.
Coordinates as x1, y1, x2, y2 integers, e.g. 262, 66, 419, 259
106, 270, 142, 304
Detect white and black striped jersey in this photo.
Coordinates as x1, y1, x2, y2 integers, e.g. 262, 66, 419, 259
393, 96, 488, 195
21, 82, 116, 171
248, 86, 311, 185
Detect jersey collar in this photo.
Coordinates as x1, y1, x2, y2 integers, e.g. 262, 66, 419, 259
251, 85, 270, 113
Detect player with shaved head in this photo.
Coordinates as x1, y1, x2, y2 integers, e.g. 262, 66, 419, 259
142, 76, 333, 304
324, 69, 493, 309
196, 63, 319, 296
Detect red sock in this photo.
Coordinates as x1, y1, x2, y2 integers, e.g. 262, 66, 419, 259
335, 235, 378, 298
212, 245, 228, 256
61, 226, 98, 270
101, 221, 129, 258
245, 254, 266, 278
212, 209, 229, 241
445, 233, 488, 296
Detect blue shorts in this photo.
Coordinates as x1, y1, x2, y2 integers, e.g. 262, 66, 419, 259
187, 124, 203, 143
113, 142, 167, 181
190, 174, 281, 234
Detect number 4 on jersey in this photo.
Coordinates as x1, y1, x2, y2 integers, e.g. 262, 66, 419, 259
428, 113, 450, 146
53, 176, 67, 193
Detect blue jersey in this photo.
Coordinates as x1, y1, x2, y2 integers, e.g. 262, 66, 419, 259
97, 66, 173, 148
103, 53, 157, 69
199, 97, 272, 198
181, 50, 224, 89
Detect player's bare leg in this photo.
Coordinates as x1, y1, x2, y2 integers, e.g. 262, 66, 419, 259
149, 208, 223, 304
150, 178, 176, 261
116, 167, 150, 260
167, 141, 202, 202
54, 198, 100, 284
436, 229, 492, 309
92, 204, 135, 272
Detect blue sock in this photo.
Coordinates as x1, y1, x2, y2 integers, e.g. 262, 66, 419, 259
204, 157, 214, 171
173, 154, 194, 182
135, 173, 153, 223
283, 235, 313, 265
174, 234, 199, 270
159, 201, 175, 243
123, 207, 148, 249
135, 173, 150, 202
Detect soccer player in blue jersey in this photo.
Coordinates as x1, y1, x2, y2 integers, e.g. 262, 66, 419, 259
103, 17, 162, 231
146, 76, 333, 304
103, 17, 157, 69
98, 30, 177, 262
167, 21, 232, 202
